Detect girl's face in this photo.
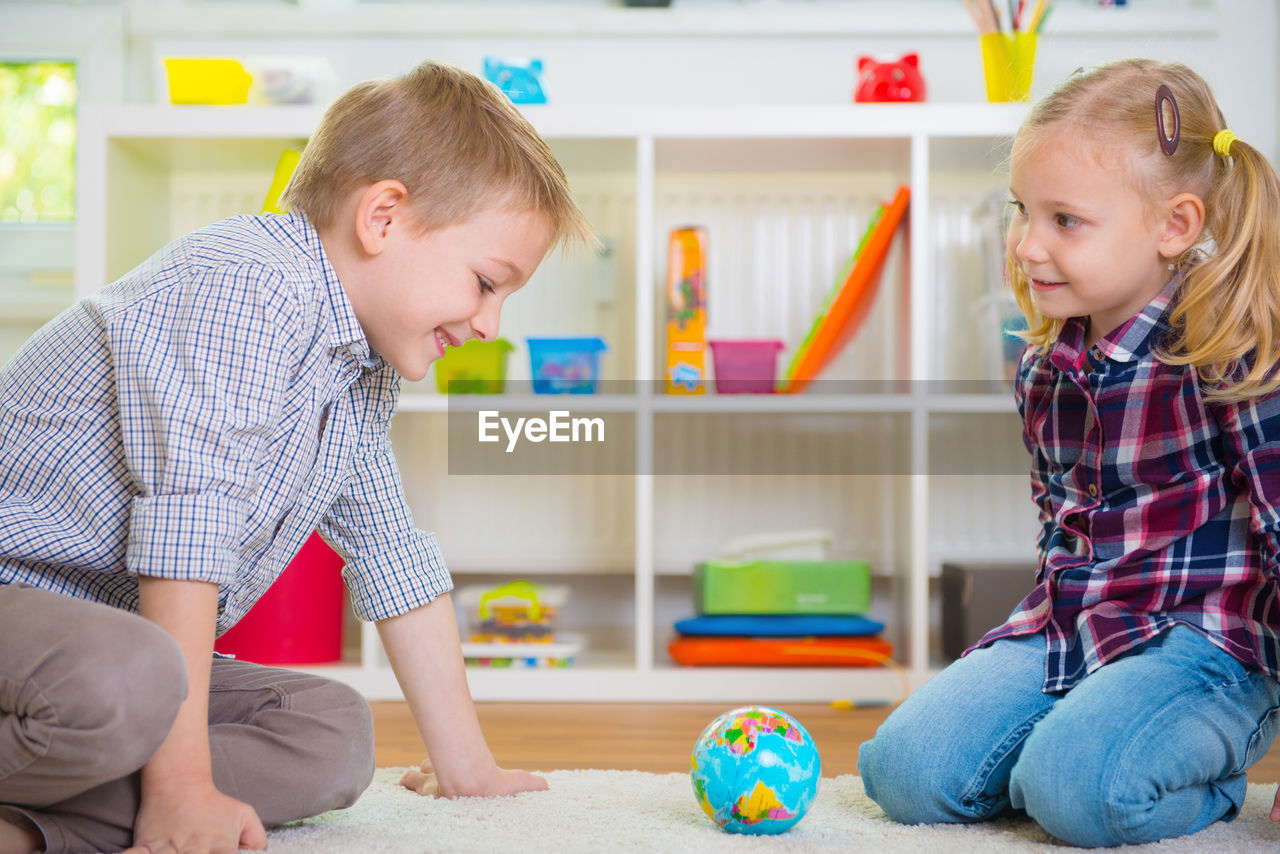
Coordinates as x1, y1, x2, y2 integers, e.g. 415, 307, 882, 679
1007, 134, 1175, 349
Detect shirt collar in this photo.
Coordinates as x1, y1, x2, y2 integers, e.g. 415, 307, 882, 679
286, 213, 372, 359
1047, 275, 1180, 372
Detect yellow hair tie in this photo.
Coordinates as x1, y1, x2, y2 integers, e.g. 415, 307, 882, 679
1213, 129, 1239, 157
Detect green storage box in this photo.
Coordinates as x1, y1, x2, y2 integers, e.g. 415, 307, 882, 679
693, 560, 871, 615
434, 338, 514, 394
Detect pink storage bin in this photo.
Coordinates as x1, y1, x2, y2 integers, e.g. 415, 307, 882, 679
708, 339, 785, 394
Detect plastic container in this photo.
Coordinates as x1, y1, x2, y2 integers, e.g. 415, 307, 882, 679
243, 55, 337, 105
708, 339, 785, 394
164, 58, 253, 105
462, 633, 584, 668
456, 579, 569, 643
214, 531, 345, 664
458, 577, 581, 668
434, 338, 514, 394
527, 336, 607, 394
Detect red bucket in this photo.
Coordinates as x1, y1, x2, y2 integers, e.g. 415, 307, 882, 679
215, 531, 345, 665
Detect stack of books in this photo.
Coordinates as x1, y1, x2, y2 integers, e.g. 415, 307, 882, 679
667, 559, 893, 667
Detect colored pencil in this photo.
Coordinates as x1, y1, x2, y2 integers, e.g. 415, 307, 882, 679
962, 0, 999, 34
1034, 0, 1056, 33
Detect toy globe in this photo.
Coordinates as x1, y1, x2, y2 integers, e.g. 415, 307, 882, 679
689, 705, 820, 835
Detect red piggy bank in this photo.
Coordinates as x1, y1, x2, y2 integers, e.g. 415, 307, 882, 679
854, 53, 926, 103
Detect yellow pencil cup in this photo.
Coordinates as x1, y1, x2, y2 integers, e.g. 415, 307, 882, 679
165, 58, 253, 105
980, 32, 1038, 103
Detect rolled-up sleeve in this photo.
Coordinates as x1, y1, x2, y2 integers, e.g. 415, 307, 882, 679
321, 427, 452, 621
127, 494, 247, 583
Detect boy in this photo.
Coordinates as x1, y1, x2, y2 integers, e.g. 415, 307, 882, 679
0, 60, 595, 854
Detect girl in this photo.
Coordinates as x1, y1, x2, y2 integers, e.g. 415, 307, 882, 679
858, 59, 1280, 848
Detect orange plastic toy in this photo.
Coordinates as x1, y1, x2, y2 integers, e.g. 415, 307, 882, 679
782, 185, 910, 393
667, 636, 894, 667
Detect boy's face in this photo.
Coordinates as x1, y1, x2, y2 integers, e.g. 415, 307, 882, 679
1007, 134, 1173, 346
354, 204, 553, 382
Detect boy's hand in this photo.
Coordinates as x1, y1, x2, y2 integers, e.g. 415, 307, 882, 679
124, 777, 267, 854
379, 597, 551, 802
400, 757, 548, 798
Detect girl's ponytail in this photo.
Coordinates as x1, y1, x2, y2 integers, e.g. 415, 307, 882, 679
1167, 136, 1280, 400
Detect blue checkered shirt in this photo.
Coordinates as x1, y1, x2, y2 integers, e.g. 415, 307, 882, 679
0, 213, 451, 633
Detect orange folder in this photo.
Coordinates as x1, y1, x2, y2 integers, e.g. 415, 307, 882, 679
782, 185, 910, 393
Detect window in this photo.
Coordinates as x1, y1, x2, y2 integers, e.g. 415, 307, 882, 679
0, 61, 77, 222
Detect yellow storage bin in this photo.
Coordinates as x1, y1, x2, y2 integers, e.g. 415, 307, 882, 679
165, 58, 253, 105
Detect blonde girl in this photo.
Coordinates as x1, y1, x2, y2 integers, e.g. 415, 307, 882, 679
859, 59, 1280, 848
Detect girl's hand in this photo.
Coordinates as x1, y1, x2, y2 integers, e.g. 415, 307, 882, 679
1271, 785, 1279, 822
400, 757, 549, 798
123, 778, 267, 854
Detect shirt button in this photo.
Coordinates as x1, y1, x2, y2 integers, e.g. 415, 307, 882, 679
1087, 483, 1099, 497
1092, 347, 1104, 361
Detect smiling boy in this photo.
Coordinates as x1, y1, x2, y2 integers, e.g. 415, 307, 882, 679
0, 61, 594, 854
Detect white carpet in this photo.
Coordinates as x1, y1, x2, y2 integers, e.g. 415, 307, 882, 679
266, 768, 1280, 853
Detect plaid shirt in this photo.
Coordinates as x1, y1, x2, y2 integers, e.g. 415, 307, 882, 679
0, 213, 451, 633
973, 278, 1280, 692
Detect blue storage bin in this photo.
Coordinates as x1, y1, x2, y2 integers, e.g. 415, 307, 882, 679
526, 336, 608, 394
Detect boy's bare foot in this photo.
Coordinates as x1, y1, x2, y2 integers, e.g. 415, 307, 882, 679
0, 816, 42, 854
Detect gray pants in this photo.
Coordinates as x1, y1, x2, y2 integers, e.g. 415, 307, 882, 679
0, 583, 375, 853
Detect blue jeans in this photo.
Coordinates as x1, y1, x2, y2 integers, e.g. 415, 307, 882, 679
858, 626, 1280, 848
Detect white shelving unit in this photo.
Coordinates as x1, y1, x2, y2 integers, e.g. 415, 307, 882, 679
75, 102, 1040, 702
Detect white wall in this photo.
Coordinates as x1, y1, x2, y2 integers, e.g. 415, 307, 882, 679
0, 1, 1276, 158
118, 0, 1279, 160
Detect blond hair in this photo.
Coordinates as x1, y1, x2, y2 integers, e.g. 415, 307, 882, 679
281, 61, 597, 251
1009, 59, 1280, 402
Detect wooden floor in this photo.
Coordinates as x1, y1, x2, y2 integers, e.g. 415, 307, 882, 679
372, 702, 1280, 784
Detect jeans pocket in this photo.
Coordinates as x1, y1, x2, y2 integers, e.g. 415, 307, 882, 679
1243, 703, 1280, 771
